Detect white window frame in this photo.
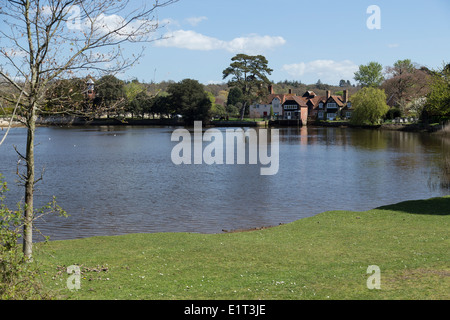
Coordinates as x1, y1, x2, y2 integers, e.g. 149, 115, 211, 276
327, 102, 337, 109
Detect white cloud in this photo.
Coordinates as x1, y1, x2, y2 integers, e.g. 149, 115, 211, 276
227, 34, 286, 54
282, 60, 358, 84
155, 30, 286, 54
156, 30, 223, 51
92, 14, 158, 40
387, 43, 400, 48
185, 16, 208, 26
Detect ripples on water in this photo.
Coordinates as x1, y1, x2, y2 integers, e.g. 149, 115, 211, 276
0, 125, 448, 240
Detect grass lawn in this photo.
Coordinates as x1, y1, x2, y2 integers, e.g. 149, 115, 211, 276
35, 196, 450, 300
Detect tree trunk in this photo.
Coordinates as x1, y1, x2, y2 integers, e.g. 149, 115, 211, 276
240, 102, 246, 121
23, 103, 36, 260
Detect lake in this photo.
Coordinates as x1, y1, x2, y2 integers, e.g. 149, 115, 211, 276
0, 125, 449, 241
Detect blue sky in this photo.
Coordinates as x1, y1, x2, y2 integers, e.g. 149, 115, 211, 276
1, 0, 449, 86
126, 0, 449, 86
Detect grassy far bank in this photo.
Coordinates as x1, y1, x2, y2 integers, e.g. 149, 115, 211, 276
35, 196, 449, 300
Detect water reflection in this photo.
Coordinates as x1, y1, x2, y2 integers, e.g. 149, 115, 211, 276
426, 135, 450, 191
0, 125, 448, 241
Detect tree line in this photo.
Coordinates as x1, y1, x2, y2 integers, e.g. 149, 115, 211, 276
351, 60, 450, 125
23, 75, 236, 123
3, 56, 448, 127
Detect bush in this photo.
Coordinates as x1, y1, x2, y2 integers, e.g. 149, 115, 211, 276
0, 176, 52, 300
385, 107, 402, 120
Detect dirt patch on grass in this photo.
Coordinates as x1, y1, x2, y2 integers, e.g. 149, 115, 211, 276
399, 268, 450, 280
221, 224, 283, 233
383, 267, 450, 299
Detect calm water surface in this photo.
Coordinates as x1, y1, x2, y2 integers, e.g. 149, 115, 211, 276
0, 125, 448, 240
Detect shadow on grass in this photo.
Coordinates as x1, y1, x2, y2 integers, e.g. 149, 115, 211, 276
377, 196, 450, 216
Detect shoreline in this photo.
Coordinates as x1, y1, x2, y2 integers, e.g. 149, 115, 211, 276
1, 116, 446, 133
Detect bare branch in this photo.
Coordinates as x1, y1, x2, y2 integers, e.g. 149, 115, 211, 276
0, 70, 30, 97
0, 88, 25, 146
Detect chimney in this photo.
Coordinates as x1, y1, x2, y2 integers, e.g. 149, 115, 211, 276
268, 84, 274, 94
289, 89, 292, 95
343, 90, 348, 103
326, 90, 331, 100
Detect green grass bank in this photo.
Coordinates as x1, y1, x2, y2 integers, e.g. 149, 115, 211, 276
36, 196, 449, 300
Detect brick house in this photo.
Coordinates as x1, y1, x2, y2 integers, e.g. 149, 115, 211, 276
249, 85, 288, 118
249, 86, 352, 123
282, 94, 309, 126
315, 90, 352, 121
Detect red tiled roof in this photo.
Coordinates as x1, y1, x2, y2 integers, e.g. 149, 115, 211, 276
264, 90, 344, 110
265, 94, 288, 104
328, 95, 345, 107
302, 91, 317, 98
283, 96, 308, 108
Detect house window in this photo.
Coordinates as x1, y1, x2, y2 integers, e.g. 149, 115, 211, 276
346, 112, 352, 118
327, 113, 336, 120
319, 102, 323, 109
284, 105, 297, 110
327, 103, 337, 109
318, 111, 324, 119
285, 111, 292, 119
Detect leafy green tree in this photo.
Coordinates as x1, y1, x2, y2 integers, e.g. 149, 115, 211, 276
392, 59, 416, 75
151, 94, 173, 119
222, 54, 273, 119
127, 91, 151, 119
350, 87, 389, 125
354, 62, 384, 88
226, 87, 244, 107
205, 91, 216, 106
168, 79, 212, 124
426, 63, 450, 118
211, 104, 227, 118
226, 104, 240, 117
95, 75, 127, 117
124, 80, 145, 103
124, 80, 146, 118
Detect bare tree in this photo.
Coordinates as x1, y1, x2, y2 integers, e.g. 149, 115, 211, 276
0, 0, 178, 259
382, 60, 432, 112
